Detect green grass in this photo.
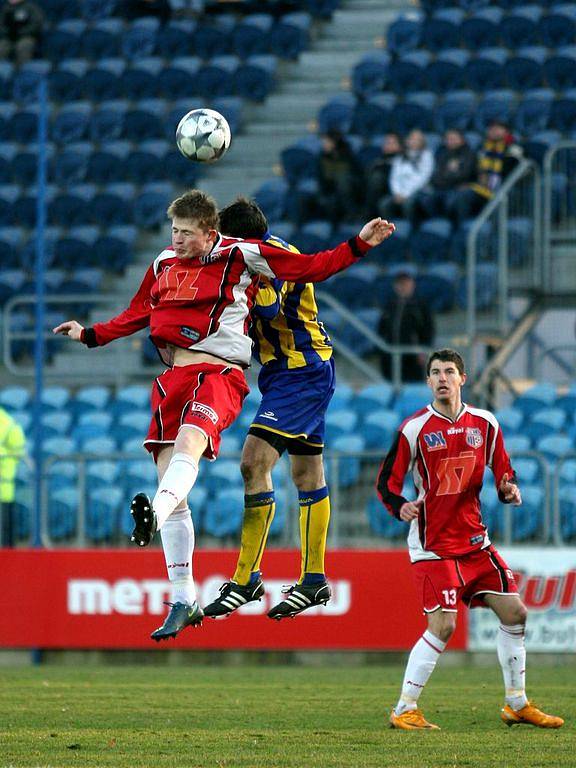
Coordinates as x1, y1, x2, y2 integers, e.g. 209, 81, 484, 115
0, 664, 573, 768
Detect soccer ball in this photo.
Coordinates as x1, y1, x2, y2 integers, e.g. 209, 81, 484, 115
175, 108, 231, 163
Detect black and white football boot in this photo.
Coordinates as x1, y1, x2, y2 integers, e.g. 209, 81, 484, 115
267, 581, 331, 620
150, 601, 204, 641
203, 580, 265, 618
130, 492, 157, 547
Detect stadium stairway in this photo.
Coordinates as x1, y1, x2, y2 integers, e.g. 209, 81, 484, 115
44, 0, 411, 386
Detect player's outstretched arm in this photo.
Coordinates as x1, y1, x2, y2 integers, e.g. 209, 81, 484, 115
359, 218, 396, 246
53, 320, 85, 342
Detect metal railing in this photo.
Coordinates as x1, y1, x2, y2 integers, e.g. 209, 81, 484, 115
6, 447, 567, 550
466, 159, 542, 376
542, 141, 576, 294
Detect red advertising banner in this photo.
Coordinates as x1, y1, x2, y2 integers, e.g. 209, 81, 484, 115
0, 549, 468, 651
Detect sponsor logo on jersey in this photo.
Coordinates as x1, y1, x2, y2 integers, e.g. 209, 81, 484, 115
259, 411, 278, 421
192, 401, 218, 424
423, 431, 447, 451
447, 427, 464, 435
180, 326, 200, 341
465, 427, 483, 448
470, 534, 484, 545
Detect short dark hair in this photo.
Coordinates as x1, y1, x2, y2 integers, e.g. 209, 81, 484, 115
218, 196, 268, 239
426, 348, 465, 376
167, 189, 219, 231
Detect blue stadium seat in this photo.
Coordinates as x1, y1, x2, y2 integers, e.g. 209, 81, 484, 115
415, 272, 455, 313
387, 51, 430, 95
426, 49, 469, 94
395, 384, 431, 420
49, 184, 94, 228
157, 56, 201, 99
351, 93, 396, 138
538, 434, 573, 464
123, 99, 165, 140
48, 487, 79, 540
495, 407, 524, 435
75, 385, 111, 413
90, 183, 135, 228
193, 21, 231, 59
52, 141, 91, 185
81, 436, 117, 455
270, 12, 311, 59
329, 434, 365, 487
0, 62, 13, 102
544, 46, 576, 91
83, 58, 125, 101
555, 391, 576, 421
254, 178, 289, 222
506, 435, 531, 453
195, 55, 238, 98
505, 47, 546, 91
540, 6, 576, 48
465, 49, 507, 92
83, 19, 123, 60
361, 409, 399, 450
514, 383, 557, 415
48, 59, 86, 103
121, 57, 164, 100
411, 218, 452, 264
114, 384, 150, 412
12, 61, 52, 103
318, 94, 356, 135
524, 129, 561, 164
203, 488, 243, 537
292, 219, 331, 252
511, 485, 542, 541
0, 386, 30, 411
231, 13, 273, 58
51, 101, 92, 144
133, 182, 172, 229
386, 13, 422, 56
156, 19, 196, 56
42, 20, 85, 61
83, 0, 117, 21
281, 135, 322, 184
123, 459, 157, 492
93, 224, 137, 272
234, 55, 277, 101
558, 485, 576, 541
123, 139, 167, 184
72, 420, 111, 446
435, 90, 476, 132
456, 264, 498, 309
41, 386, 70, 412
514, 89, 553, 137
324, 409, 358, 442
121, 18, 159, 60
7, 107, 41, 144
42, 436, 75, 457
461, 7, 503, 49
532, 407, 566, 433
366, 496, 406, 539
87, 143, 130, 184
500, 6, 542, 48
390, 98, 433, 133
422, 9, 465, 52
351, 51, 389, 98
86, 487, 123, 542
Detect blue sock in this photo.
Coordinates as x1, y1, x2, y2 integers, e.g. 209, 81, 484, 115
249, 570, 261, 585
302, 572, 325, 585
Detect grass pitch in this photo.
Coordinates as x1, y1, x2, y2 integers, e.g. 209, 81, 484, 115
0, 663, 573, 768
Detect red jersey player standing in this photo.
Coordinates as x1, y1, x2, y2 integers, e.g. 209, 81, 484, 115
53, 189, 395, 642
377, 348, 563, 731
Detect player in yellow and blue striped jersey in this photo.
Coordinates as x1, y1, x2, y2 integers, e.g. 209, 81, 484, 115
204, 198, 335, 620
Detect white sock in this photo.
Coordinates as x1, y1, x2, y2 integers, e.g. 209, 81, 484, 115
497, 623, 528, 711
395, 630, 447, 715
160, 507, 197, 606
153, 452, 199, 529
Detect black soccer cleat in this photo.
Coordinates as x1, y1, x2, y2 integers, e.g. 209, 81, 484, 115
150, 601, 204, 641
130, 492, 157, 547
203, 580, 265, 618
267, 581, 331, 620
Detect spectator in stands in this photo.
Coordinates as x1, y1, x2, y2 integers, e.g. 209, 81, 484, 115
363, 132, 403, 219
122, 0, 172, 24
378, 271, 434, 382
53, 189, 396, 643
449, 119, 524, 224
380, 129, 434, 223
413, 129, 477, 223
0, 406, 26, 548
0, 0, 43, 65
315, 130, 362, 225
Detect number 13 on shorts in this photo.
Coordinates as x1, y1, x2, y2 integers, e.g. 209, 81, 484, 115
442, 588, 457, 606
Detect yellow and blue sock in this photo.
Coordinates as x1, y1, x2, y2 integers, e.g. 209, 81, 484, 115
232, 491, 275, 586
298, 486, 330, 585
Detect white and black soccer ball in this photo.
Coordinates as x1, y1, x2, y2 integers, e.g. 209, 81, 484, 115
175, 108, 231, 163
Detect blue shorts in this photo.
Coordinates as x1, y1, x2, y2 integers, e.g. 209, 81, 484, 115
250, 358, 335, 450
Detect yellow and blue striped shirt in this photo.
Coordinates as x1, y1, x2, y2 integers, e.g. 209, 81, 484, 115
251, 235, 333, 370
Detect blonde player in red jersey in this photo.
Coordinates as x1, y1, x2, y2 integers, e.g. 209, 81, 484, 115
53, 189, 395, 642
377, 348, 563, 731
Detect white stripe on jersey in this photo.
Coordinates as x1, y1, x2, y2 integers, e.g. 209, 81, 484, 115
153, 249, 176, 276
234, 241, 276, 278
466, 405, 500, 467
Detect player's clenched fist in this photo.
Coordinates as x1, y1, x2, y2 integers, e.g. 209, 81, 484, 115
53, 320, 84, 342
359, 218, 396, 246
499, 473, 522, 506
399, 499, 424, 522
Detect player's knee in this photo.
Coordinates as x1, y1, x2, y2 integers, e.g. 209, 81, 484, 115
240, 456, 270, 486
291, 467, 323, 490
434, 612, 457, 642
509, 600, 528, 626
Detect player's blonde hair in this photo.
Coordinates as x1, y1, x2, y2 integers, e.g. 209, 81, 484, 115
167, 190, 219, 232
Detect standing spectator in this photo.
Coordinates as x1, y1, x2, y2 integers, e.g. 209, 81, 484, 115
316, 130, 362, 224
378, 271, 434, 382
363, 132, 403, 219
0, 0, 44, 65
0, 407, 26, 547
449, 120, 523, 224
122, 0, 172, 24
381, 129, 434, 223
414, 129, 477, 222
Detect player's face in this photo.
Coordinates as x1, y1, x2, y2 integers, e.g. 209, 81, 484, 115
171, 217, 217, 260
427, 360, 466, 404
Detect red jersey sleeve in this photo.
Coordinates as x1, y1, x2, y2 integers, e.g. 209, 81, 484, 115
83, 264, 155, 347
376, 431, 412, 518
237, 236, 372, 283
489, 424, 517, 501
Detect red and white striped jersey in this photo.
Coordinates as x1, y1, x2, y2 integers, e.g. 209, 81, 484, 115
84, 234, 370, 366
376, 404, 515, 562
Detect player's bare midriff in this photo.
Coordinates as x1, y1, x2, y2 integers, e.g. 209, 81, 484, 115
167, 345, 243, 371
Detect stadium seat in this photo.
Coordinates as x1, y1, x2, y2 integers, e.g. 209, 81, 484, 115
48, 487, 79, 540
90, 183, 135, 227
390, 99, 433, 133
270, 12, 311, 59
422, 9, 464, 52
7, 107, 42, 144
544, 47, 576, 91
203, 488, 243, 538
52, 142, 91, 185
90, 100, 128, 143
83, 19, 123, 60
195, 55, 238, 99
426, 49, 469, 94
411, 218, 452, 265
386, 14, 422, 56
505, 47, 546, 91
524, 130, 561, 164
83, 58, 125, 101
538, 435, 573, 464
514, 383, 557, 416
292, 219, 331, 252
121, 58, 164, 100
51, 102, 92, 144
351, 51, 389, 98
325, 410, 358, 443
121, 18, 159, 60
495, 407, 524, 435
351, 93, 396, 138
510, 485, 542, 541
317, 94, 356, 135
500, 6, 542, 48
123, 139, 167, 184
465, 50, 507, 92
42, 436, 75, 457
157, 57, 201, 99
49, 184, 95, 228
354, 383, 395, 417
114, 384, 150, 412
361, 409, 399, 450
387, 51, 430, 95
192, 21, 231, 59
505, 435, 531, 453
124, 99, 165, 141
394, 384, 430, 420
12, 61, 52, 103
234, 55, 277, 101
86, 486, 123, 542
82, 436, 117, 456
254, 178, 289, 222
133, 182, 173, 230
231, 13, 273, 58
435, 90, 476, 133
281, 135, 322, 185
514, 89, 553, 137
540, 7, 576, 48
92, 224, 137, 272
329, 434, 365, 487
460, 8, 503, 50
42, 19, 85, 61
0, 268, 25, 305
0, 386, 30, 411
156, 19, 196, 56
366, 496, 406, 539
558, 486, 576, 541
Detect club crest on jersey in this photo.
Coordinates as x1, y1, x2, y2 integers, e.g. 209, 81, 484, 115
465, 427, 483, 448
423, 431, 447, 451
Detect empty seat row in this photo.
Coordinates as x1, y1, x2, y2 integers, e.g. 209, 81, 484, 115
387, 6, 576, 56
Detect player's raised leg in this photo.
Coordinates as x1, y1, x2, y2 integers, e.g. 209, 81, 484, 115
203, 433, 277, 617
268, 451, 332, 620
484, 592, 564, 728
